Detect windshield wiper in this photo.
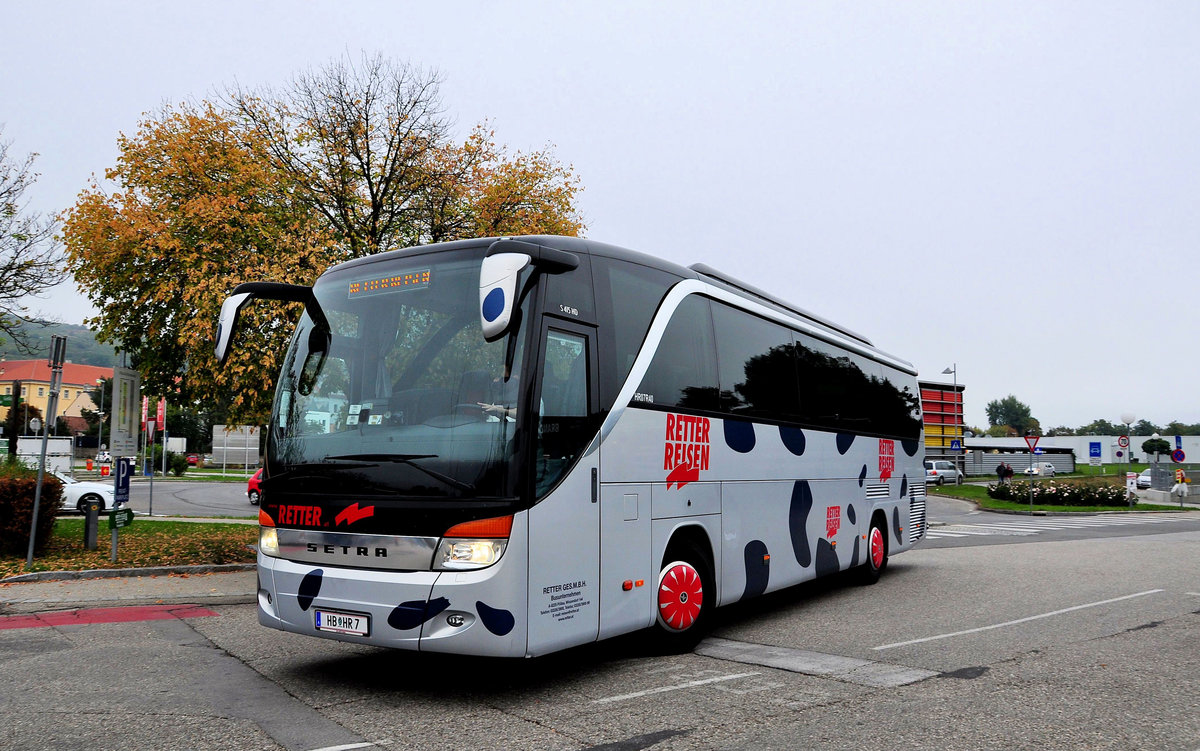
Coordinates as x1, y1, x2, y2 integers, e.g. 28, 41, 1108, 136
325, 454, 476, 493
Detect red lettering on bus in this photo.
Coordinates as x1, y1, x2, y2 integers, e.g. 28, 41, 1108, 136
664, 414, 711, 489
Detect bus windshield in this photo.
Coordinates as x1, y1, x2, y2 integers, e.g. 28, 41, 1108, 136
269, 248, 527, 500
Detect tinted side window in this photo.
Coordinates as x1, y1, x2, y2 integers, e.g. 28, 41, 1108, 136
637, 295, 719, 411
711, 303, 800, 421
592, 257, 679, 407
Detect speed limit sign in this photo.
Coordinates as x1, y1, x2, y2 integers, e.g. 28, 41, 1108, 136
1118, 435, 1130, 448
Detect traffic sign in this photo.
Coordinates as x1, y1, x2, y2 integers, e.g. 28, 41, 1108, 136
108, 507, 134, 531
1024, 436, 1040, 452
1118, 435, 1130, 448
950, 439, 962, 452
113, 457, 133, 506
1172, 449, 1186, 463
1089, 442, 1102, 458
1177, 435, 1184, 450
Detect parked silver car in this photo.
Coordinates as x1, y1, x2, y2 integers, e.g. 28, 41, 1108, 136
1022, 461, 1057, 477
924, 460, 963, 485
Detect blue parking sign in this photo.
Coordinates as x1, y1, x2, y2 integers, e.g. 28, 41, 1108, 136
113, 457, 133, 507
1089, 442, 1101, 458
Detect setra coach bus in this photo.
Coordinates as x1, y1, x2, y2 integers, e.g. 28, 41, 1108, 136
216, 236, 926, 657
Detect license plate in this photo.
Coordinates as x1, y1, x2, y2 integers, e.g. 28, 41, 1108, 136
314, 608, 370, 636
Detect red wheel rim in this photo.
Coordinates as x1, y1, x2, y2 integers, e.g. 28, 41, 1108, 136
658, 562, 703, 631
869, 527, 885, 569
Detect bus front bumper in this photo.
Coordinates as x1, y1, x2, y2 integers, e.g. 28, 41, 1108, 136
257, 552, 528, 657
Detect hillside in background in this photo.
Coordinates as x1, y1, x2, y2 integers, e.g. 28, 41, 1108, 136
0, 321, 120, 367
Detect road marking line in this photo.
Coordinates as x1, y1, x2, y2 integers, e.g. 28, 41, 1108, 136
305, 743, 378, 751
592, 671, 760, 703
872, 589, 1165, 651
697, 637, 937, 687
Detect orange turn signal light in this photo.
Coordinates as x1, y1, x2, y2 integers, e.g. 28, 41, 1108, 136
259, 509, 276, 527
444, 514, 513, 539
622, 580, 633, 591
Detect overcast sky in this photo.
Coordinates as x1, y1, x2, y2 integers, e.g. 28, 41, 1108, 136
3, 1, 1198, 429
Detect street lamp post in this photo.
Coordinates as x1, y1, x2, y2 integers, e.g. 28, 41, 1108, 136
942, 364, 959, 475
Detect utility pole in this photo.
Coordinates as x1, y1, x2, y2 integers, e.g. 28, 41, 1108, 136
28, 336, 67, 567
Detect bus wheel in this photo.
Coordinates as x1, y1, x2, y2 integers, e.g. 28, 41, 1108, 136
654, 556, 710, 652
858, 520, 888, 585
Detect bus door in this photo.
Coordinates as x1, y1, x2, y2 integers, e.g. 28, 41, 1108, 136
525, 320, 602, 653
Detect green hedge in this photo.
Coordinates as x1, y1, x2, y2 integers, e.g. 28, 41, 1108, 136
988, 480, 1133, 507
0, 460, 62, 556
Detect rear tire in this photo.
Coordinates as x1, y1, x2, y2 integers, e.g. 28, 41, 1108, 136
248, 490, 260, 505
652, 549, 712, 653
77, 494, 105, 513
857, 518, 889, 585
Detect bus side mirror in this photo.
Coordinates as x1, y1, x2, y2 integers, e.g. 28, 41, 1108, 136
215, 292, 253, 366
479, 253, 531, 341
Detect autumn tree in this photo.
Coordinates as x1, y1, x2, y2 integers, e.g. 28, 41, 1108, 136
67, 56, 583, 423
62, 104, 337, 422
228, 54, 583, 252
0, 130, 68, 351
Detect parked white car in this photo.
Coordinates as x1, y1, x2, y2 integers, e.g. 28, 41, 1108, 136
1022, 462, 1057, 477
53, 471, 117, 513
1136, 468, 1152, 489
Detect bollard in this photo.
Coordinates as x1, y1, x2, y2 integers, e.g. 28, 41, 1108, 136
83, 501, 102, 551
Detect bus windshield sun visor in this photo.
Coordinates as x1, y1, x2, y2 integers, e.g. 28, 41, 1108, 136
479, 239, 579, 341
215, 281, 330, 366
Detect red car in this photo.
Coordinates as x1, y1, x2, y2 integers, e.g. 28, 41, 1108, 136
247, 468, 262, 505
186, 454, 201, 466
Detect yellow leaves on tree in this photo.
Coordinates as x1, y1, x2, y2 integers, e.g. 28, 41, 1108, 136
62, 104, 338, 423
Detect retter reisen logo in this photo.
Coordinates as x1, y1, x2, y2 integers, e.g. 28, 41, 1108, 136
664, 413, 711, 489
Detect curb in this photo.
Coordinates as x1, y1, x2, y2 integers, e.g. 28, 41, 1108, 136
1, 562, 255, 584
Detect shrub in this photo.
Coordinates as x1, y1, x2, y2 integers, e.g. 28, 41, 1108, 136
168, 453, 189, 477
988, 479, 1134, 507
0, 459, 63, 556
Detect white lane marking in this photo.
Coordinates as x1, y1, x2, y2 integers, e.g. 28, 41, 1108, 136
305, 744, 378, 751
873, 589, 1166, 651
1186, 592, 1200, 597
592, 671, 760, 703
697, 637, 937, 687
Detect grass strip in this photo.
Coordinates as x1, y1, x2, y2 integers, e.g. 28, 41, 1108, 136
2, 518, 256, 579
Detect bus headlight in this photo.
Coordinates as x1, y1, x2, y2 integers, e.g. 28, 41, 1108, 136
436, 538, 507, 570
259, 527, 279, 557
433, 514, 513, 571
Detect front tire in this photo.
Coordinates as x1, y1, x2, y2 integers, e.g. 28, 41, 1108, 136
653, 552, 712, 652
77, 494, 105, 513
858, 519, 889, 585
936, 476, 945, 486
248, 490, 260, 505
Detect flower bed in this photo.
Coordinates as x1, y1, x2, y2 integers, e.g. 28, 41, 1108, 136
987, 480, 1134, 507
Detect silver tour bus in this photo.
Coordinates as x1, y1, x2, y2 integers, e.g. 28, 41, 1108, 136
216, 236, 926, 657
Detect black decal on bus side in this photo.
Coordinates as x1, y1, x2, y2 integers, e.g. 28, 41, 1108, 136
724, 419, 756, 453
476, 601, 515, 636
858, 464, 868, 488
836, 433, 856, 455
779, 426, 806, 456
297, 569, 324, 612
900, 475, 908, 498
892, 506, 903, 543
789, 481, 813, 568
901, 439, 920, 457
815, 538, 840, 577
387, 597, 450, 631
742, 540, 770, 599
